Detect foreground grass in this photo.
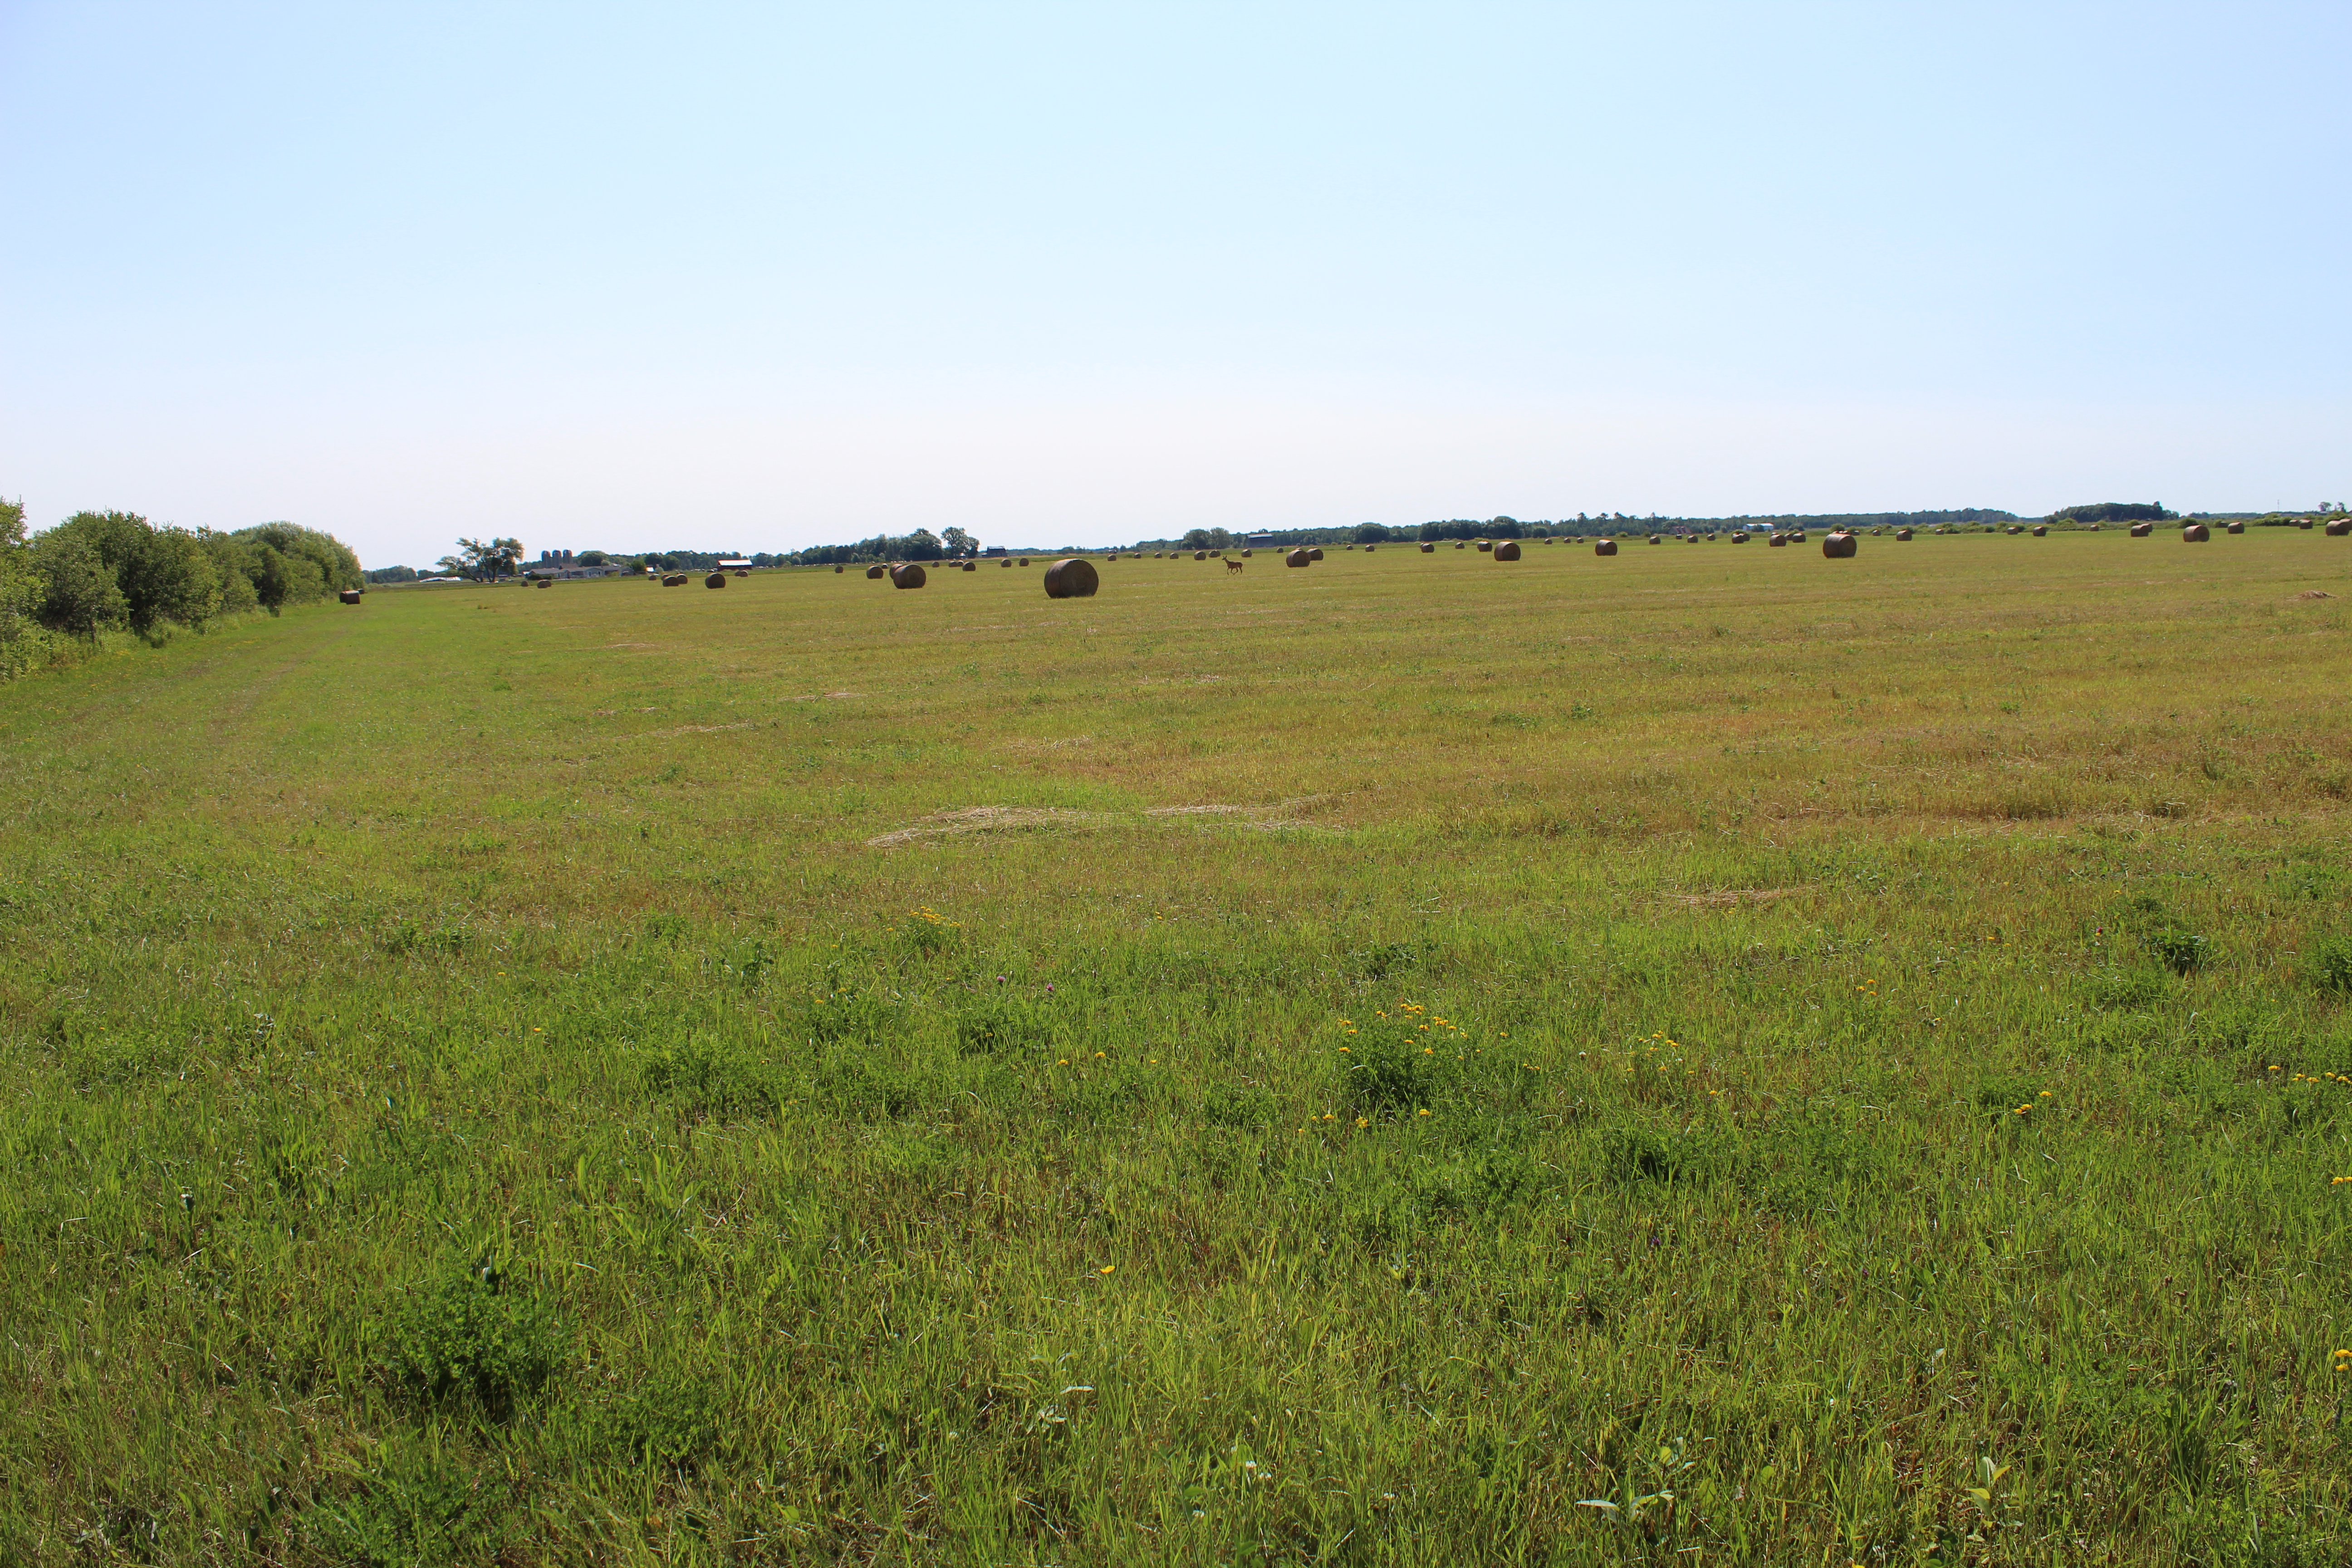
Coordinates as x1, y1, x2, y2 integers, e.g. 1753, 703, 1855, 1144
4, 532, 2351, 1565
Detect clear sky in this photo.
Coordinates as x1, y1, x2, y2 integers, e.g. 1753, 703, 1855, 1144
3, 2, 2346, 565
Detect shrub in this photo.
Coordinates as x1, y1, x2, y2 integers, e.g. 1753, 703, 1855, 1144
0, 501, 59, 678
30, 532, 126, 636
382, 1268, 565, 1411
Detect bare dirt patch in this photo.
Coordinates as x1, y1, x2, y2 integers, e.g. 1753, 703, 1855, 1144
866, 805, 1113, 848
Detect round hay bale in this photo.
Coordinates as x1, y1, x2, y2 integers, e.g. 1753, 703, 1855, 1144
891, 563, 928, 588
1019, 557, 1030, 565
1308, 548, 1324, 560
2181, 522, 2210, 543
2297, 519, 2313, 530
1419, 542, 1435, 553
1476, 540, 1492, 553
2225, 520, 2244, 534
1768, 533, 1788, 548
1594, 538, 1617, 556
834, 564, 844, 573
534, 578, 551, 588
1648, 534, 1661, 545
1789, 530, 1806, 543
1043, 557, 1099, 598
963, 561, 977, 572
1454, 541, 1465, 549
1821, 529, 1857, 559
865, 564, 888, 578
1363, 544, 1375, 553
1001, 557, 1012, 566
1730, 531, 1748, 542
1284, 547, 1312, 568
1194, 550, 1207, 560
1494, 539, 1521, 561
1895, 527, 1914, 540
663, 573, 689, 586
339, 588, 363, 604
2129, 522, 2153, 537
1241, 549, 1253, 557
2327, 518, 2350, 536
2030, 524, 2047, 537
705, 572, 727, 588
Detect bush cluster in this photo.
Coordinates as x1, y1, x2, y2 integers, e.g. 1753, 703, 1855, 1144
0, 499, 363, 679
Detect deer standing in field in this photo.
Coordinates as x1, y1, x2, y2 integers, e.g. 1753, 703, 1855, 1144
1224, 557, 1244, 573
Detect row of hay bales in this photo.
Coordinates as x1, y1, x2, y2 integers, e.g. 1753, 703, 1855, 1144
832, 514, 2347, 602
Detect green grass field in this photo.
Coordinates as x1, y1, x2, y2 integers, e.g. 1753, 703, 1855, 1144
5, 530, 2351, 1565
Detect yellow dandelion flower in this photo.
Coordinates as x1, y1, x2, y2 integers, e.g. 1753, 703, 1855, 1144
1416, 1108, 1431, 1117
1099, 1264, 1115, 1275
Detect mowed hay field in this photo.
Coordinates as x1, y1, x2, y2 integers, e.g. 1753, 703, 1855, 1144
5, 532, 2352, 1566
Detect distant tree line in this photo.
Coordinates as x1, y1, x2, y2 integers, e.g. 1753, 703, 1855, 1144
2047, 502, 2175, 524
481, 505, 2039, 572
0, 501, 363, 681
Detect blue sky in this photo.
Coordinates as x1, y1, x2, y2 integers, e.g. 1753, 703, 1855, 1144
3, 2, 2346, 564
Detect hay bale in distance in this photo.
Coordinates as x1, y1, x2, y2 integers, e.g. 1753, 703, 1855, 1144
1363, 544, 1375, 553
1194, 550, 1207, 560
1019, 558, 1030, 566
1768, 533, 1788, 548
534, 578, 551, 589
705, 572, 727, 588
1895, 528, 1913, 541
2030, 524, 2047, 537
339, 588, 363, 604
2327, 518, 2350, 536
1419, 542, 1435, 553
1476, 540, 1493, 552
2181, 523, 2210, 543
963, 561, 977, 572
1730, 531, 1748, 543
866, 564, 888, 578
1285, 547, 1312, 568
1001, 558, 1012, 566
1821, 529, 1857, 559
891, 563, 928, 588
663, 573, 689, 586
1493, 540, 1522, 561
2225, 521, 2244, 534
1308, 548, 1324, 560
1241, 549, 1253, 557
1043, 558, 1099, 598
1594, 538, 1617, 556
834, 564, 845, 573
2129, 523, 2153, 538
1454, 542, 1465, 549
